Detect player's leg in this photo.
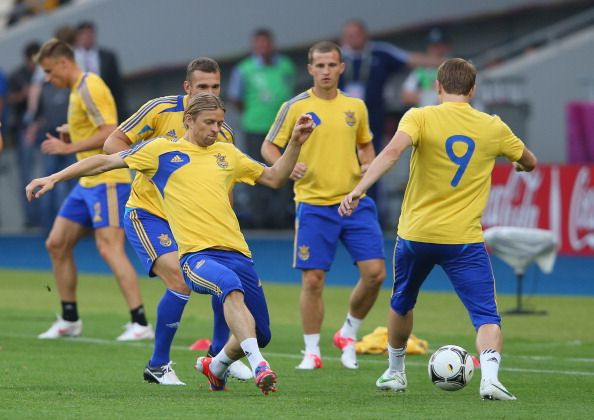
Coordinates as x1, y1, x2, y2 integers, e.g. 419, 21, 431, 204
338, 197, 386, 368
293, 203, 340, 369
377, 237, 433, 391
89, 184, 152, 340
39, 185, 89, 339
441, 243, 515, 400
181, 252, 275, 394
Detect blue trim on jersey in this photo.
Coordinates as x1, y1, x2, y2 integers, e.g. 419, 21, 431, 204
120, 96, 178, 133
152, 151, 190, 196
119, 137, 160, 158
77, 72, 89, 91
159, 95, 185, 114
266, 91, 310, 141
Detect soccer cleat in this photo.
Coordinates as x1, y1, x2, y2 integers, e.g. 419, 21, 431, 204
480, 379, 517, 401
333, 330, 358, 369
296, 352, 323, 370
228, 360, 253, 381
195, 357, 227, 391
116, 322, 155, 341
254, 361, 277, 395
376, 369, 407, 392
143, 361, 186, 385
38, 316, 82, 339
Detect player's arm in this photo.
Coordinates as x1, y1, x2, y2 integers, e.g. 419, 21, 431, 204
257, 115, 315, 188
357, 141, 376, 175
339, 130, 412, 216
26, 154, 127, 201
513, 147, 537, 172
261, 127, 307, 182
104, 128, 133, 154
41, 124, 117, 155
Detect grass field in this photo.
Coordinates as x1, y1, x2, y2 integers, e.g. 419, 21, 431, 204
1, 269, 593, 419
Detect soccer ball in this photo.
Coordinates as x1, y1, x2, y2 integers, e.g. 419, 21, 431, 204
428, 345, 474, 391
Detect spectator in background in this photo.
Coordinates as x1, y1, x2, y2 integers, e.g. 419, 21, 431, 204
8, 41, 41, 228
228, 28, 296, 228
340, 19, 442, 154
75, 21, 126, 121
0, 123, 4, 153
401, 28, 451, 107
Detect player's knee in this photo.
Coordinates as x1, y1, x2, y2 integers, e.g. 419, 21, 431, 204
155, 262, 188, 293
45, 236, 69, 259
363, 264, 386, 287
302, 270, 324, 293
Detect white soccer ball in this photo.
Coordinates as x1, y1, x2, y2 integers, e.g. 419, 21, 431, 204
428, 345, 475, 391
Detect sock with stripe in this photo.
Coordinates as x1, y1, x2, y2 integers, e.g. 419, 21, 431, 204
130, 305, 148, 326
149, 289, 189, 367
209, 348, 234, 378
387, 344, 406, 374
340, 313, 363, 340
479, 349, 501, 382
240, 337, 266, 375
61, 301, 78, 322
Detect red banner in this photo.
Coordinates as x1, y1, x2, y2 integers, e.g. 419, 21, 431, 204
483, 164, 594, 255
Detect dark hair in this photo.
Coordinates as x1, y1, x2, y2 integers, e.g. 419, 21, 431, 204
36, 38, 75, 63
186, 57, 220, 82
77, 21, 95, 31
437, 58, 476, 95
54, 25, 77, 45
24, 41, 41, 59
308, 41, 342, 63
253, 28, 273, 39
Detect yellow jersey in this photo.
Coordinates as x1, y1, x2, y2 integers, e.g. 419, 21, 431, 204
266, 89, 372, 205
397, 101, 525, 244
69, 72, 130, 187
118, 94, 234, 218
121, 137, 263, 257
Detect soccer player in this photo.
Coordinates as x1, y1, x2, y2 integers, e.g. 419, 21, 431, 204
34, 38, 153, 342
27, 93, 316, 395
261, 41, 386, 370
103, 57, 250, 385
339, 58, 538, 400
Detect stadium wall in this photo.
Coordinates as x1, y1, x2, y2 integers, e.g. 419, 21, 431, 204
0, 234, 592, 297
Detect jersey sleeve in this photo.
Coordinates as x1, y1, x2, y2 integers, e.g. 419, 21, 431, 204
79, 77, 117, 128
397, 107, 422, 146
117, 98, 168, 144
119, 137, 162, 177
233, 146, 266, 185
356, 101, 373, 145
496, 117, 525, 162
264, 101, 296, 149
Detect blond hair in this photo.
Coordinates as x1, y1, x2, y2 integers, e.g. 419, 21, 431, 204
36, 38, 75, 64
183, 93, 225, 128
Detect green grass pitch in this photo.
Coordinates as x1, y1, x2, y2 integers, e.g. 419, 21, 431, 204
1, 269, 593, 419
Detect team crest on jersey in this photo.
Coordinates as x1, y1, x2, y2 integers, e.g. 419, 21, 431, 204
166, 129, 177, 138
214, 153, 228, 169
93, 202, 102, 222
298, 245, 310, 261
344, 110, 356, 127
158, 233, 172, 247
170, 155, 184, 163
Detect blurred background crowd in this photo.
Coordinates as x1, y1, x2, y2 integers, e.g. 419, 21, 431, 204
0, 0, 593, 234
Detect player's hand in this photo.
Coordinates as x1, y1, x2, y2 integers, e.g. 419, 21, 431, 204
291, 114, 316, 145
290, 162, 307, 181
56, 124, 71, 143
25, 177, 55, 202
338, 191, 362, 217
42, 133, 70, 155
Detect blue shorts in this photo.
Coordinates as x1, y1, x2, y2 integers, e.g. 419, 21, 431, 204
179, 249, 271, 347
294, 197, 385, 271
391, 237, 500, 330
58, 183, 130, 230
123, 208, 178, 277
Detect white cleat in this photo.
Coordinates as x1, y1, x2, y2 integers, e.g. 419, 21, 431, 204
116, 322, 155, 341
143, 361, 186, 385
376, 369, 407, 392
296, 352, 323, 370
340, 342, 359, 369
38, 316, 82, 339
228, 360, 253, 381
480, 379, 517, 400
